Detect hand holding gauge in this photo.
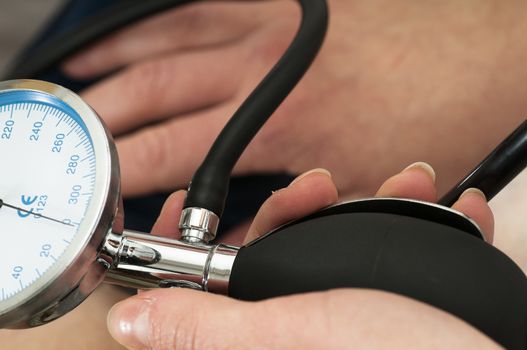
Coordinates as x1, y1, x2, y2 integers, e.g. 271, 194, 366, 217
0, 80, 526, 348
0, 79, 240, 327
0, 0, 527, 348
0, 0, 332, 328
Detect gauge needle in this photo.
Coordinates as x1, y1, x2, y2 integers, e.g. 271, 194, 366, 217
0, 199, 74, 227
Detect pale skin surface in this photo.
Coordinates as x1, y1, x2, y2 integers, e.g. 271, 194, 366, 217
1, 0, 524, 348
62, 0, 527, 199
0, 163, 500, 349
491, 170, 527, 271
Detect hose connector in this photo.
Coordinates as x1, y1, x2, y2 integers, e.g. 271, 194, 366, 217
179, 207, 220, 244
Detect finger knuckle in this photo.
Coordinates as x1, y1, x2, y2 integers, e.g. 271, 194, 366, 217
123, 60, 172, 104
137, 128, 169, 180
248, 21, 297, 66
169, 4, 207, 40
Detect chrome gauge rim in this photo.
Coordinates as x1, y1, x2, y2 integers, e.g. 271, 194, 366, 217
0, 80, 119, 327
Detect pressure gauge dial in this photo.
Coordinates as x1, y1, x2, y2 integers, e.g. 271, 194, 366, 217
0, 80, 237, 329
0, 80, 120, 327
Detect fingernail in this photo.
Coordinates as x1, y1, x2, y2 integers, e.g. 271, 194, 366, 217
460, 187, 486, 201
402, 162, 436, 184
289, 168, 332, 187
107, 298, 152, 350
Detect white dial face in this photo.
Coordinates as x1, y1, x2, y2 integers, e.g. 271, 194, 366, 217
0, 91, 95, 303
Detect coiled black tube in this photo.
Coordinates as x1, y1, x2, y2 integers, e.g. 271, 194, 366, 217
5, 0, 329, 219
184, 0, 328, 216
440, 119, 527, 206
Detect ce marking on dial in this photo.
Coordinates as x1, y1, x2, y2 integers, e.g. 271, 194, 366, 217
0, 198, 73, 226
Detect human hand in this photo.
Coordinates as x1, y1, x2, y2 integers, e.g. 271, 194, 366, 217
63, 0, 527, 200
106, 162, 499, 349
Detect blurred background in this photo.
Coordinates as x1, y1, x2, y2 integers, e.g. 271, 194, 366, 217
0, 0, 65, 76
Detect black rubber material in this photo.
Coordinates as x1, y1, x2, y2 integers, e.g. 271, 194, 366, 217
229, 206, 527, 349
184, 0, 328, 216
288, 198, 485, 240
440, 119, 527, 206
5, 0, 329, 219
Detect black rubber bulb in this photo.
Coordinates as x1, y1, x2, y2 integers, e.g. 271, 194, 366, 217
228, 198, 527, 350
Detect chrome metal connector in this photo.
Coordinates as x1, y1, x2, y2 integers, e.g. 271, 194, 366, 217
179, 207, 220, 243
103, 230, 239, 294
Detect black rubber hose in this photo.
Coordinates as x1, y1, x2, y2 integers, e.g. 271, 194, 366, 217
184, 0, 328, 216
229, 207, 527, 350
440, 119, 527, 206
5, 0, 329, 219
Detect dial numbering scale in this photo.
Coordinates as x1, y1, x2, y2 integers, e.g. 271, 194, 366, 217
0, 80, 238, 327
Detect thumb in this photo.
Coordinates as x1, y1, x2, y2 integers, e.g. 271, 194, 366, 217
107, 288, 337, 350
107, 288, 498, 350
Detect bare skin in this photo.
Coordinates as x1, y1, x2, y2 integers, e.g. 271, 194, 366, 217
491, 171, 527, 272
63, 0, 527, 199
